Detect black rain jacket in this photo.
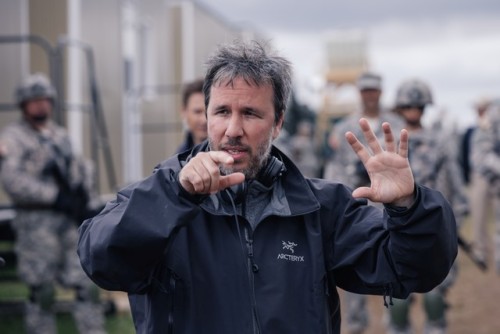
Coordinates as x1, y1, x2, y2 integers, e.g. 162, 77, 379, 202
78, 144, 457, 334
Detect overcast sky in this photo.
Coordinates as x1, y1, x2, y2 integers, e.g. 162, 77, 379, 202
197, 0, 500, 130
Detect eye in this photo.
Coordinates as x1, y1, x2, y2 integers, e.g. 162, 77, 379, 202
213, 107, 229, 116
244, 109, 261, 118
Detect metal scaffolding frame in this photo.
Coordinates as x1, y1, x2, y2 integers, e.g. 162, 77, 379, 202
0, 34, 117, 192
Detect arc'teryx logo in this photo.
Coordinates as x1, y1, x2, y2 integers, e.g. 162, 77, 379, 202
282, 241, 297, 253
277, 241, 304, 262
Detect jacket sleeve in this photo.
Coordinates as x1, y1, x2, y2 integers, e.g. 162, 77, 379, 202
329, 184, 457, 299
77, 165, 201, 293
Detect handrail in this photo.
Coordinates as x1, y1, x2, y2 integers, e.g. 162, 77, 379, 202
56, 37, 118, 191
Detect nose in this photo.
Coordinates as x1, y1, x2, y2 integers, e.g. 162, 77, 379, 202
225, 114, 244, 138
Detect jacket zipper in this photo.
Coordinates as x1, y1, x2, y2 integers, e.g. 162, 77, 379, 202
324, 274, 337, 334
167, 270, 177, 334
244, 227, 261, 334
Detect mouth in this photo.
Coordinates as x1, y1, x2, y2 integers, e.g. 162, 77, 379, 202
222, 146, 248, 161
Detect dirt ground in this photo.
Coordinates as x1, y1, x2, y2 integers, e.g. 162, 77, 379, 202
339, 218, 500, 334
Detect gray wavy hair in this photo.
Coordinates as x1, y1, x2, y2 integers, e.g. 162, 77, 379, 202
203, 40, 293, 124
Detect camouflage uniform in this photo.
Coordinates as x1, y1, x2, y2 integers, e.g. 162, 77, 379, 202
0, 119, 106, 334
386, 78, 466, 334
324, 111, 404, 185
388, 128, 468, 334
289, 121, 320, 178
324, 111, 404, 334
472, 104, 500, 273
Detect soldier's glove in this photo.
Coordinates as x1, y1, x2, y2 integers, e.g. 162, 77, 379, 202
53, 189, 73, 213
53, 184, 89, 224
71, 184, 90, 224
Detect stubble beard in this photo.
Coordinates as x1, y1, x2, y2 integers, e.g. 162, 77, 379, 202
209, 130, 274, 180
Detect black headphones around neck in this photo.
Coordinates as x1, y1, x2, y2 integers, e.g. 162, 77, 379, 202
221, 155, 285, 205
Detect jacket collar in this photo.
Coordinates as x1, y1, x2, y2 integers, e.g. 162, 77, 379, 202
272, 146, 321, 215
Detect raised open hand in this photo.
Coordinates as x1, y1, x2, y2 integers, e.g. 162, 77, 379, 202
346, 118, 415, 207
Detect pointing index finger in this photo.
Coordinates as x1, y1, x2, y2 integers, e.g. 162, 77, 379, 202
208, 151, 234, 165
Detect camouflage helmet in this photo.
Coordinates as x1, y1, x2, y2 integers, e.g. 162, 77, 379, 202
395, 79, 433, 108
357, 72, 382, 91
15, 73, 56, 108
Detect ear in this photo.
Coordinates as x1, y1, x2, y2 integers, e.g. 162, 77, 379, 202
272, 112, 285, 140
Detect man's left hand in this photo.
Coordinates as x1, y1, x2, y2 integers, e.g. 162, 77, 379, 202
346, 118, 415, 207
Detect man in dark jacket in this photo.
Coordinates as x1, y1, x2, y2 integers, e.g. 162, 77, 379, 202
176, 78, 207, 153
78, 40, 457, 334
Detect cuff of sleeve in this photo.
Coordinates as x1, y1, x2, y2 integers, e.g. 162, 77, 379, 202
384, 184, 420, 217
175, 171, 207, 204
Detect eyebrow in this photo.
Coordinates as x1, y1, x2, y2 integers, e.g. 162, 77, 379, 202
242, 106, 261, 114
212, 104, 228, 112
210, 102, 266, 116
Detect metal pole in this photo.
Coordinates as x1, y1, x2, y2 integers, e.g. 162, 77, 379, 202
56, 37, 118, 191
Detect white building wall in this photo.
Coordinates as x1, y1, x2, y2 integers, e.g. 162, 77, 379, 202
0, 0, 258, 195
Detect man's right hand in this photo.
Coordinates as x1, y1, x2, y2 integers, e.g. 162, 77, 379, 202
178, 151, 245, 195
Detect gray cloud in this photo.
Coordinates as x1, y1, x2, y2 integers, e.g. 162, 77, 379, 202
197, 0, 500, 32
195, 0, 500, 129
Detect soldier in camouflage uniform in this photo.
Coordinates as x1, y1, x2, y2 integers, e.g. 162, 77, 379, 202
324, 72, 404, 334
461, 98, 495, 268
387, 79, 468, 334
0, 73, 106, 334
472, 100, 500, 273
